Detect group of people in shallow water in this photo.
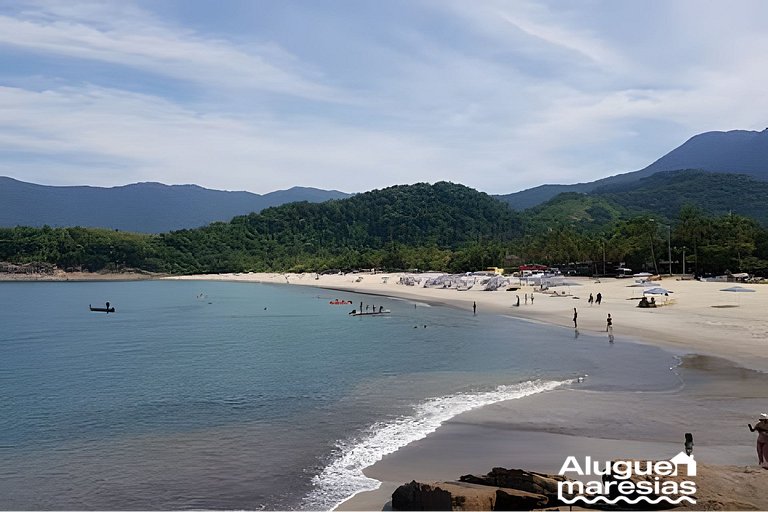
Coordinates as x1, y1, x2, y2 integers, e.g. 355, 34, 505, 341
571, 307, 613, 342
513, 293, 534, 307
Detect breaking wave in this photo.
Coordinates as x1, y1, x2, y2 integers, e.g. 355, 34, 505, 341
302, 378, 571, 510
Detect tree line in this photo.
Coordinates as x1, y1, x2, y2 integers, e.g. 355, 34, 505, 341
1, 183, 767, 276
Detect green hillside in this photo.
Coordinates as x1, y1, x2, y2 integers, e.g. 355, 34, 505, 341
3, 178, 768, 276
1, 182, 522, 274
496, 128, 768, 209
526, 170, 768, 230
524, 193, 627, 232
594, 170, 768, 224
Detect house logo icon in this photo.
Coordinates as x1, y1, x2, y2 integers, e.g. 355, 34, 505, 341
670, 452, 697, 476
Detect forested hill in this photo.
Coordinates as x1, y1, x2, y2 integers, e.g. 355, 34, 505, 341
497, 128, 768, 210
157, 182, 523, 273
0, 177, 350, 232
1, 182, 523, 274
593, 170, 768, 223
524, 170, 768, 231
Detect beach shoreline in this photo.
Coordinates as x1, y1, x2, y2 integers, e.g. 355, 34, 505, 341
162, 271, 768, 510
336, 352, 768, 510
0, 270, 162, 282
8, 270, 766, 508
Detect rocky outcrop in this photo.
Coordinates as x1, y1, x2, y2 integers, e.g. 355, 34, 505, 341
391, 480, 548, 511
0, 261, 55, 274
493, 488, 550, 510
391, 463, 768, 511
459, 467, 568, 505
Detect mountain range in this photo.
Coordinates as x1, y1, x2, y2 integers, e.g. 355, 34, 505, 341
496, 128, 768, 209
0, 178, 350, 233
1, 128, 768, 233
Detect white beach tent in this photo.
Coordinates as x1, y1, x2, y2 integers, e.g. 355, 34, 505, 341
643, 287, 673, 295
719, 285, 756, 306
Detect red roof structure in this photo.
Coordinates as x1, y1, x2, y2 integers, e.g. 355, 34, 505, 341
519, 264, 548, 271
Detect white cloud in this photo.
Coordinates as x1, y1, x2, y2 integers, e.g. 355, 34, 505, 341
2, 0, 768, 195
0, 1, 340, 101
0, 84, 467, 192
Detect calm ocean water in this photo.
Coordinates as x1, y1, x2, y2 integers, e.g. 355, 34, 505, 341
0, 280, 679, 510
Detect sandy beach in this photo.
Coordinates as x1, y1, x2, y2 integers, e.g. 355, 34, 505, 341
164, 271, 768, 510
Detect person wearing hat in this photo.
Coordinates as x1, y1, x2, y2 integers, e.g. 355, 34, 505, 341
748, 413, 768, 469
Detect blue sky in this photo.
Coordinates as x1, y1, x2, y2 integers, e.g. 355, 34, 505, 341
0, 0, 766, 194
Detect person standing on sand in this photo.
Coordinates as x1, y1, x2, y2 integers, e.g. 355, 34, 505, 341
515, 295, 520, 307
473, 301, 477, 315
524, 293, 528, 305
606, 313, 612, 332
573, 308, 578, 328
530, 293, 534, 305
748, 414, 768, 468
596, 292, 602, 305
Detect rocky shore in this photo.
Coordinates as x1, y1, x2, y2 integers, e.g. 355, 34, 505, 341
390, 464, 768, 511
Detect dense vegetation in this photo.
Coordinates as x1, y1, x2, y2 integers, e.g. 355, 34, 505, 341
2, 180, 768, 276
0, 182, 521, 274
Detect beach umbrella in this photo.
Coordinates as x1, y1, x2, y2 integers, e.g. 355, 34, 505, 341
643, 287, 673, 295
720, 286, 756, 292
720, 285, 755, 306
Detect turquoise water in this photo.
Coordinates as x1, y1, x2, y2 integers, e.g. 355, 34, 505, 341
0, 280, 680, 510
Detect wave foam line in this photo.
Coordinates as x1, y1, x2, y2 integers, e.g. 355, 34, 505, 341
302, 378, 571, 511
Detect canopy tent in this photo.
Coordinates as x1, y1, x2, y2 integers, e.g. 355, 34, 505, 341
720, 286, 756, 293
643, 287, 673, 295
719, 285, 755, 306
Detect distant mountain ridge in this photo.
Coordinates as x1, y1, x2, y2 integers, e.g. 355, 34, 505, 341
524, 169, 768, 231
0, 177, 350, 233
497, 128, 768, 210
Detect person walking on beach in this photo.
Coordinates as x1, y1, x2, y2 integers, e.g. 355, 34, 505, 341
573, 308, 578, 328
588, 293, 594, 305
596, 292, 602, 305
748, 414, 768, 468
524, 293, 528, 305
473, 301, 477, 316
530, 293, 534, 305
515, 295, 520, 307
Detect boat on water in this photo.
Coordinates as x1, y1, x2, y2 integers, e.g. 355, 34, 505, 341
89, 302, 115, 313
349, 309, 391, 316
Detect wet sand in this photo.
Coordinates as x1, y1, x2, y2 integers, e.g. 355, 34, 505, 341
338, 355, 768, 510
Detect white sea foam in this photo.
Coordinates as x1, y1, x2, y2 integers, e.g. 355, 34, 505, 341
302, 378, 571, 511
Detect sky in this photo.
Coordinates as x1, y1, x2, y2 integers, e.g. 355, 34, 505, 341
1, 0, 767, 195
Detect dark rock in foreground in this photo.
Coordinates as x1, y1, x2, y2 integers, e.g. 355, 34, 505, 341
391, 480, 548, 511
459, 467, 568, 506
